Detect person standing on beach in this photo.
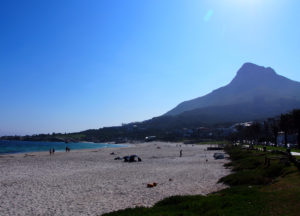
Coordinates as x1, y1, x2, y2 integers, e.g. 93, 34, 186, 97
49, 148, 52, 155
53, 148, 55, 155
180, 149, 182, 157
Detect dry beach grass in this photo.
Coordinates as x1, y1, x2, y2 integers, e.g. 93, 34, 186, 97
0, 142, 230, 216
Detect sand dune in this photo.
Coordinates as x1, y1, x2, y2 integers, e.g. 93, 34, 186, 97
0, 142, 230, 216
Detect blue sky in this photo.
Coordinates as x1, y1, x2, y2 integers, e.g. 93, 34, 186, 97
1, 0, 300, 135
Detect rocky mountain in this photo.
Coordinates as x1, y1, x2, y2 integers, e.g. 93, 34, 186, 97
164, 63, 300, 122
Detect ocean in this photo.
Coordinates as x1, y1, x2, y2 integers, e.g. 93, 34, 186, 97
0, 140, 126, 154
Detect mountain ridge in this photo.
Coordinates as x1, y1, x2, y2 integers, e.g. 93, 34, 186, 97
164, 63, 300, 117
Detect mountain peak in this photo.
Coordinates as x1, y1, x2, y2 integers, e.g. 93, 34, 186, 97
238, 62, 276, 75
240, 62, 265, 69
232, 63, 277, 84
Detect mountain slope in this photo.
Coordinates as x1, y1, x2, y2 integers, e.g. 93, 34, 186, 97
165, 63, 300, 117
141, 98, 300, 129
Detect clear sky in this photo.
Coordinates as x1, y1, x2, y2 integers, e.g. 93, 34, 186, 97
1, 0, 300, 135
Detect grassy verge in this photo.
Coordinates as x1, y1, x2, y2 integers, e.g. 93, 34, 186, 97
256, 145, 300, 153
102, 145, 300, 216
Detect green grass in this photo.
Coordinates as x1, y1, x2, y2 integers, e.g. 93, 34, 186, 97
256, 145, 300, 153
103, 187, 265, 216
220, 147, 286, 186
102, 145, 300, 216
261, 170, 300, 216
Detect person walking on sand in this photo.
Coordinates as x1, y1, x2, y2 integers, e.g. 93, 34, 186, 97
49, 148, 52, 155
180, 149, 182, 157
52, 148, 55, 155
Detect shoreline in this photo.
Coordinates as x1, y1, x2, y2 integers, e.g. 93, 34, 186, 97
0, 141, 230, 216
0, 141, 130, 157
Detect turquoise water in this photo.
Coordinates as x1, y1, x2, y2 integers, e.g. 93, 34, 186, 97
0, 140, 126, 154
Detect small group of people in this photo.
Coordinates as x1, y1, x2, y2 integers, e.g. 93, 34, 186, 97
49, 146, 71, 155
49, 148, 55, 155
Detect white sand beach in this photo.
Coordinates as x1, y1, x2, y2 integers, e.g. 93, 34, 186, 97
0, 142, 230, 216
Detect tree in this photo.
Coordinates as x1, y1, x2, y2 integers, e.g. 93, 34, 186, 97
244, 122, 261, 144
272, 123, 279, 147
292, 109, 300, 148
262, 121, 271, 143
268, 118, 279, 147
279, 114, 292, 147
